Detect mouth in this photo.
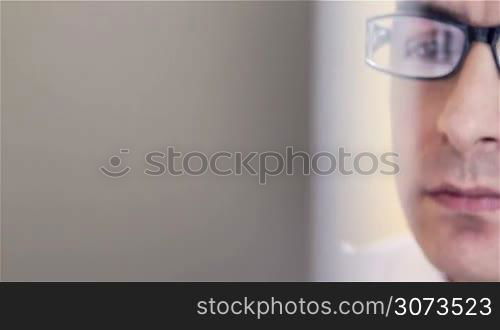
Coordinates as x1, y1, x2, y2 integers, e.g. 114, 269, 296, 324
423, 183, 500, 213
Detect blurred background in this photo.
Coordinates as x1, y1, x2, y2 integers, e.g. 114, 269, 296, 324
311, 1, 407, 280
1, 1, 406, 281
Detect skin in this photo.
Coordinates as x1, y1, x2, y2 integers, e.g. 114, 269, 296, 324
391, 0, 500, 281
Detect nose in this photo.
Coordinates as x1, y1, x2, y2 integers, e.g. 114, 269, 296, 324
437, 44, 499, 156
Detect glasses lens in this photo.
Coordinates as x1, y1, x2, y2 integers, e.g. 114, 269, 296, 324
366, 16, 466, 78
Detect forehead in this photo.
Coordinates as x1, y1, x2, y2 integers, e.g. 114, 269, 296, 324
412, 0, 500, 26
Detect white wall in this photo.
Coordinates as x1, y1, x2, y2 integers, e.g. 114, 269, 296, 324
310, 1, 408, 281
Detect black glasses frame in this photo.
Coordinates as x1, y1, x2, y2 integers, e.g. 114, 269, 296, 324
366, 12, 500, 80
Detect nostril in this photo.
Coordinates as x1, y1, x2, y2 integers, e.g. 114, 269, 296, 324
440, 133, 449, 145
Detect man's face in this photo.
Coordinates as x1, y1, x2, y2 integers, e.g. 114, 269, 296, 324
391, 1, 500, 281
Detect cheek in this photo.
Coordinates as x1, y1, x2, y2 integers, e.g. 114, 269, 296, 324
390, 80, 451, 163
390, 80, 452, 212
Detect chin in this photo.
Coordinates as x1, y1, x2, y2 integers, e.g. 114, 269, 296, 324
409, 197, 500, 282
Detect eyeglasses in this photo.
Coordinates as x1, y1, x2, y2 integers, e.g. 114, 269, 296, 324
365, 13, 500, 80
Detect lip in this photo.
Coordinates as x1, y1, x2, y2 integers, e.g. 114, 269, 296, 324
423, 183, 500, 213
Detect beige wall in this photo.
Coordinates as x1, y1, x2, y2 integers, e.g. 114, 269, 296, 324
1, 1, 312, 281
